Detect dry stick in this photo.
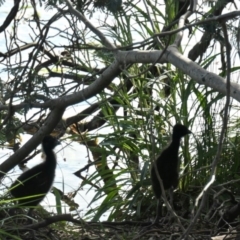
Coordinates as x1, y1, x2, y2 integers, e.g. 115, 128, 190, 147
215, 178, 240, 188
181, 19, 232, 240
10, 214, 83, 231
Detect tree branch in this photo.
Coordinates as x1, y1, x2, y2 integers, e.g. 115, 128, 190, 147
116, 48, 240, 103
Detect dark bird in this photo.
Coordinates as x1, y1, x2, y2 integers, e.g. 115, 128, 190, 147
10, 135, 60, 214
151, 124, 191, 223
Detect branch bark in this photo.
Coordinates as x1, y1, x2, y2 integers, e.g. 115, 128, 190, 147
116, 48, 240, 102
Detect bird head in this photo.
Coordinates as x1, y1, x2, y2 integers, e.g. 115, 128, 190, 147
172, 124, 191, 139
42, 135, 60, 151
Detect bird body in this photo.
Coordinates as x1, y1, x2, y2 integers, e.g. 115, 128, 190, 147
151, 124, 191, 199
10, 135, 60, 208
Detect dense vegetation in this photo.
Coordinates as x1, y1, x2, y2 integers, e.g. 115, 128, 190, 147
0, 0, 240, 239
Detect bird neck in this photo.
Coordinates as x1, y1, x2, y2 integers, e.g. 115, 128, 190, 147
170, 137, 181, 153
43, 149, 57, 171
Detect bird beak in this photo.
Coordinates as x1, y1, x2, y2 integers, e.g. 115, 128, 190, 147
187, 130, 192, 134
